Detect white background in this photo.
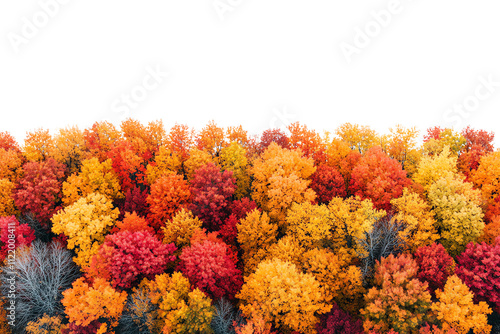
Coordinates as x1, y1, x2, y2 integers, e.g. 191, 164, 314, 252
1, 0, 500, 145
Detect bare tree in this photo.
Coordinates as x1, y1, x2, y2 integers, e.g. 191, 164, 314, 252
1, 241, 80, 333
358, 215, 406, 285
211, 298, 244, 334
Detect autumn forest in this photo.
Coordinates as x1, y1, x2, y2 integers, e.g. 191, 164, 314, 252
1, 120, 500, 334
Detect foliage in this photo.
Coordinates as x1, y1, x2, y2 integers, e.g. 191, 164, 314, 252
50, 126, 87, 175
328, 196, 386, 258
51, 192, 119, 268
432, 275, 492, 334
178, 239, 243, 300
316, 303, 364, 334
62, 277, 127, 333
161, 209, 203, 250
219, 142, 250, 199
414, 243, 455, 296
412, 146, 457, 194
26, 314, 65, 334
143, 272, 214, 333
259, 128, 289, 152
146, 145, 181, 185
302, 247, 365, 314
455, 240, 500, 313
479, 215, 500, 244
237, 258, 331, 334
196, 120, 227, 158
13, 158, 66, 223
0, 148, 23, 183
251, 142, 316, 227
0, 179, 17, 217
83, 121, 122, 162
427, 175, 484, 255
87, 230, 177, 289
361, 253, 432, 334
237, 209, 277, 275
147, 173, 191, 231
287, 122, 326, 163
23, 128, 54, 162
471, 150, 500, 208
310, 164, 346, 204
189, 162, 236, 231
349, 146, 412, 211
111, 211, 155, 234
390, 188, 439, 252
285, 202, 331, 249
335, 123, 377, 154
117, 185, 150, 220
62, 157, 122, 206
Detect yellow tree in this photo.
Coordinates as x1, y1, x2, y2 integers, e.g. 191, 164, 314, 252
471, 150, 500, 208
23, 128, 54, 162
219, 142, 251, 199
237, 258, 331, 334
427, 175, 484, 255
226, 125, 248, 147
328, 196, 386, 259
335, 123, 377, 154
251, 142, 316, 227
0, 148, 23, 182
387, 125, 420, 174
142, 272, 214, 333
285, 202, 331, 250
390, 188, 439, 252
161, 209, 203, 250
0, 179, 17, 217
237, 209, 278, 274
50, 126, 88, 175
184, 148, 213, 180
121, 119, 166, 158
412, 146, 458, 194
423, 128, 466, 157
196, 120, 227, 158
62, 157, 122, 206
52, 192, 119, 268
146, 145, 182, 185
432, 275, 492, 334
322, 134, 352, 170
302, 247, 365, 314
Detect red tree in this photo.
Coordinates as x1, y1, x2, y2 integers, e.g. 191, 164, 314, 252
349, 146, 412, 211
0, 216, 35, 261
87, 230, 177, 289
107, 140, 146, 191
339, 151, 361, 195
189, 163, 236, 231
423, 126, 444, 142
230, 197, 258, 220
259, 128, 289, 152
310, 164, 346, 204
316, 303, 364, 334
177, 239, 243, 300
455, 240, 500, 312
461, 126, 494, 153
13, 158, 66, 223
0, 131, 20, 153
117, 185, 149, 220
414, 243, 455, 296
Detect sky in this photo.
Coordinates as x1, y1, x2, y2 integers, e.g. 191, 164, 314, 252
1, 0, 500, 146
